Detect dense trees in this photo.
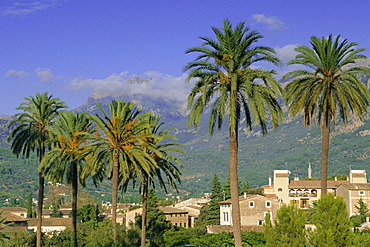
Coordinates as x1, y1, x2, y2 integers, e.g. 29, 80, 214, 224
310, 193, 355, 246
284, 35, 370, 194
264, 205, 307, 247
8, 92, 67, 247
184, 19, 283, 247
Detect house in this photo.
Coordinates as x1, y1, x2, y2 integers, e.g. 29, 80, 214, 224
159, 206, 189, 228
2, 212, 28, 232
27, 218, 77, 236
336, 183, 370, 216
219, 194, 282, 226
262, 170, 367, 209
0, 207, 28, 218
42, 208, 72, 218
172, 198, 209, 227
124, 207, 142, 228
125, 206, 189, 228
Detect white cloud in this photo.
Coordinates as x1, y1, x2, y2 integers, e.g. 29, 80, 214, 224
274, 44, 299, 64
6, 69, 30, 80
34, 67, 55, 82
1, 0, 65, 16
252, 14, 286, 30
69, 71, 193, 105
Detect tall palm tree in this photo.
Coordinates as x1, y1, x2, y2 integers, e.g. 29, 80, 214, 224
184, 19, 283, 247
84, 100, 158, 244
135, 115, 183, 247
8, 92, 66, 247
283, 35, 370, 194
40, 111, 98, 247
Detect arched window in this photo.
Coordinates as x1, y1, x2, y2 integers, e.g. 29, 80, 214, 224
278, 187, 283, 192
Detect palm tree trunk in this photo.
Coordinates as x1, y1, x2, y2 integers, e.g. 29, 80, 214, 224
37, 147, 45, 247
71, 161, 78, 247
230, 128, 242, 247
321, 117, 331, 195
112, 152, 119, 243
36, 169, 44, 247
140, 180, 148, 247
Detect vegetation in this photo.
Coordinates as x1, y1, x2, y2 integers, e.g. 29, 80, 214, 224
284, 35, 370, 194
264, 205, 306, 247
8, 92, 67, 247
85, 100, 158, 244
184, 19, 283, 247
310, 193, 355, 246
197, 174, 223, 228
40, 111, 98, 247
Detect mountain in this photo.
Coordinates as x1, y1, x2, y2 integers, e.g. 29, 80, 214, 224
1, 72, 370, 202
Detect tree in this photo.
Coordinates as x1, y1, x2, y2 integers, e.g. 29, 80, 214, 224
351, 198, 369, 227
8, 92, 66, 247
27, 194, 33, 218
85, 100, 157, 244
283, 35, 370, 195
197, 174, 223, 228
135, 189, 172, 247
310, 193, 354, 246
40, 111, 98, 247
268, 204, 307, 247
134, 115, 183, 247
184, 19, 283, 247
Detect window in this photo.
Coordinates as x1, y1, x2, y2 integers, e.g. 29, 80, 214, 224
258, 220, 264, 225
278, 187, 283, 192
184, 223, 186, 228
223, 212, 229, 221
180, 223, 182, 227
249, 201, 254, 208
359, 191, 365, 196
266, 201, 271, 208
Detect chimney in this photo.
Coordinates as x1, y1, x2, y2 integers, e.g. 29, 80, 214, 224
335, 176, 337, 181
244, 192, 247, 198
366, 217, 369, 223
294, 177, 299, 181
268, 177, 272, 186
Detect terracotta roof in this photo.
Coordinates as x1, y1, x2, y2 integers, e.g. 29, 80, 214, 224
159, 206, 188, 214
3, 212, 27, 222
275, 173, 289, 177
206, 225, 264, 233
337, 183, 370, 190
28, 218, 74, 227
288, 180, 349, 189
0, 207, 27, 213
352, 173, 366, 177
219, 194, 277, 204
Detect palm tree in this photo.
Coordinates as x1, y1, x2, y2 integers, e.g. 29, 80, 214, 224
135, 115, 183, 247
184, 19, 283, 247
40, 111, 98, 247
85, 100, 158, 244
8, 92, 66, 247
283, 35, 370, 194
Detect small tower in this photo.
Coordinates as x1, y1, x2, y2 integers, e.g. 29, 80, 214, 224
308, 162, 312, 179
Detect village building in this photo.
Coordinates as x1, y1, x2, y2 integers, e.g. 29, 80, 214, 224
336, 183, 370, 216
219, 194, 282, 227
27, 218, 77, 236
0, 207, 28, 218
263, 169, 367, 210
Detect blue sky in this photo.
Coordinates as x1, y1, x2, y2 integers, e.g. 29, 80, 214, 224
1, 0, 370, 115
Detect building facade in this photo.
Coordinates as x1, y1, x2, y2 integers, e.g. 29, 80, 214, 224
219, 194, 282, 226
262, 170, 368, 209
